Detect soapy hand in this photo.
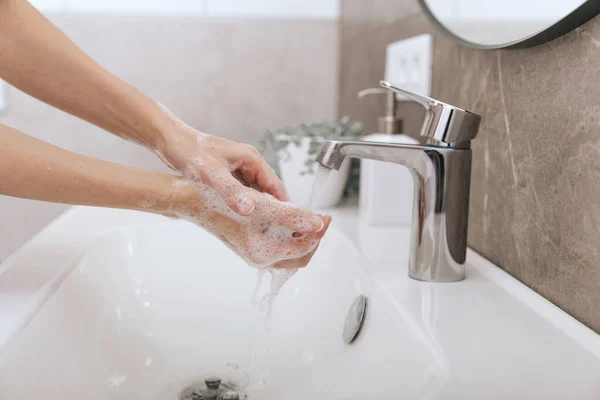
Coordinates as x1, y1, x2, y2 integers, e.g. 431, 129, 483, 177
172, 179, 331, 268
152, 106, 330, 268
155, 105, 287, 216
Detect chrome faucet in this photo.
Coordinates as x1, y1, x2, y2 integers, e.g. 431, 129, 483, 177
316, 81, 481, 282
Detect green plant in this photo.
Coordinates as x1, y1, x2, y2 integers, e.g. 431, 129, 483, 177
255, 117, 364, 196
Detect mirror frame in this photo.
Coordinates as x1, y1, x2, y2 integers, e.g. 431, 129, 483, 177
418, 0, 600, 50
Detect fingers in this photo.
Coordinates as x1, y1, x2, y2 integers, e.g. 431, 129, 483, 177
190, 141, 288, 214
255, 163, 288, 201
201, 166, 256, 216
265, 201, 325, 234
309, 214, 331, 240
236, 145, 289, 201
274, 215, 332, 269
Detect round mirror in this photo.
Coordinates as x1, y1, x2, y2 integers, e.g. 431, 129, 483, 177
419, 0, 600, 49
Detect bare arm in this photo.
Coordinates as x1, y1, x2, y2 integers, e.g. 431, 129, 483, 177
0, 0, 287, 215
0, 0, 165, 148
0, 123, 180, 214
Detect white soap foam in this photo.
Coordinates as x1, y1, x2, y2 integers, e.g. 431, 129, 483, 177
168, 178, 319, 269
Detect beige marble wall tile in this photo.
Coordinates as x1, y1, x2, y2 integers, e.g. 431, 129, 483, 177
339, 0, 600, 332
0, 15, 338, 260
339, 11, 429, 137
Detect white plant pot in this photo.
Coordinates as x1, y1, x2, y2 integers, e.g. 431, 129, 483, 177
277, 136, 350, 209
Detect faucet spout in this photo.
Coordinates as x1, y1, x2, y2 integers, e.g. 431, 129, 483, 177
316, 140, 431, 170
316, 140, 472, 282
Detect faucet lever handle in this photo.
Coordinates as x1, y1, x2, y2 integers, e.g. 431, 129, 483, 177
380, 81, 436, 107
379, 80, 481, 146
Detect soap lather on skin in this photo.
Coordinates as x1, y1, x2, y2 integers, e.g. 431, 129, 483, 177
154, 102, 291, 215
146, 103, 328, 269
142, 178, 327, 269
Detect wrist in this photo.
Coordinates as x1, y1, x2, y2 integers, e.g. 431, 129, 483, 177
89, 83, 169, 151
132, 101, 176, 151
130, 172, 187, 217
154, 177, 198, 216
150, 104, 202, 172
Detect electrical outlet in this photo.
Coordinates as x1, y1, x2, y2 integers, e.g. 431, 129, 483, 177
384, 34, 432, 98
0, 79, 7, 114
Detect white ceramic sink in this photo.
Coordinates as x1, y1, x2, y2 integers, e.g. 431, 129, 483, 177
0, 206, 599, 399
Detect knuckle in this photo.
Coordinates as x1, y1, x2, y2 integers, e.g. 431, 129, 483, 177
244, 144, 261, 158
248, 144, 260, 154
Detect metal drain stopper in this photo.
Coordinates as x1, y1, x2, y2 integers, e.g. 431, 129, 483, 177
205, 377, 221, 390
218, 391, 240, 400
343, 295, 367, 344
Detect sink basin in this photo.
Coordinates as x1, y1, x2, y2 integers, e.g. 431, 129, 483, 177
0, 219, 439, 399
0, 206, 599, 399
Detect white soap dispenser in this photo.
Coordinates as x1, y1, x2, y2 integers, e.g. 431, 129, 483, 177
358, 88, 418, 226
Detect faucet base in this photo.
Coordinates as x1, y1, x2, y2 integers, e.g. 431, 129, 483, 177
409, 270, 465, 283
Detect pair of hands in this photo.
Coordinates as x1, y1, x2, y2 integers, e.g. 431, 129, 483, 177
156, 112, 330, 269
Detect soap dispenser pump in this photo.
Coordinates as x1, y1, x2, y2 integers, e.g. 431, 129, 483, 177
357, 88, 402, 135
358, 88, 418, 226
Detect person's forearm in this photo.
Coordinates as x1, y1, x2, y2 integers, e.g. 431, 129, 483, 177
0, 124, 186, 213
0, 0, 170, 149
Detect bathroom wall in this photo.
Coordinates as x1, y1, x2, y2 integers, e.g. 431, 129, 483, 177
0, 6, 338, 259
339, 1, 600, 332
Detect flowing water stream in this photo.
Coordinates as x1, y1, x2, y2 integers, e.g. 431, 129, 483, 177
244, 164, 335, 391
308, 165, 333, 210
